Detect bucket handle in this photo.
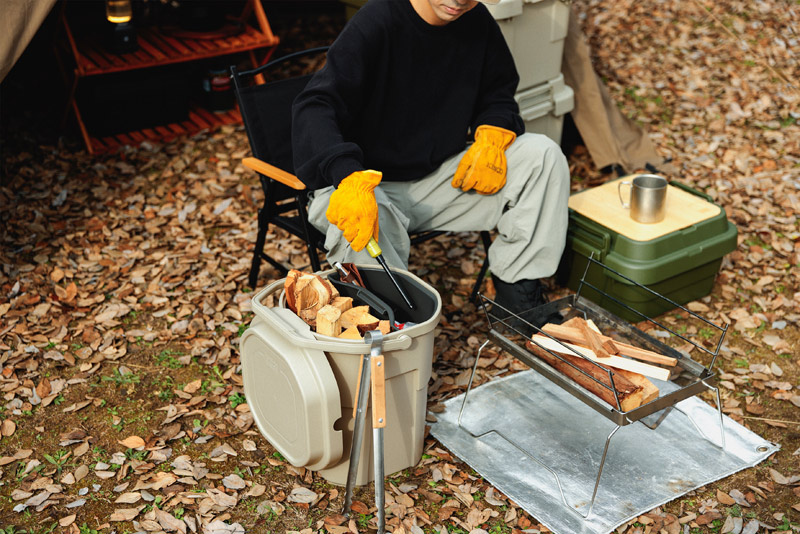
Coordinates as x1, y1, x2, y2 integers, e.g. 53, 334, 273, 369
251, 279, 413, 354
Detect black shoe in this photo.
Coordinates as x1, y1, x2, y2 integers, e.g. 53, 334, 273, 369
490, 276, 549, 335
492, 276, 547, 315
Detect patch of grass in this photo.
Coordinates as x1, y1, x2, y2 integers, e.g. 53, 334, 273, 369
698, 327, 715, 339
102, 369, 140, 386
229, 392, 247, 409
733, 358, 749, 368
155, 348, 185, 369
43, 449, 70, 474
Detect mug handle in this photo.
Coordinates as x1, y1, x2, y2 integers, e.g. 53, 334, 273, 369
618, 180, 632, 209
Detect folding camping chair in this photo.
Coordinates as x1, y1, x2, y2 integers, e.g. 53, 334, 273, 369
232, 47, 492, 299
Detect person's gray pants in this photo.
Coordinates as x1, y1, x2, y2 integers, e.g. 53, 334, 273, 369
307, 133, 570, 283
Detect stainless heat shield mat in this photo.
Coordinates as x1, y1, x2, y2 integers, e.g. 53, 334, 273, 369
431, 370, 779, 534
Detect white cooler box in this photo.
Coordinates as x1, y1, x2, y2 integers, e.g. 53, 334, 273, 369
486, 0, 571, 92
516, 73, 574, 143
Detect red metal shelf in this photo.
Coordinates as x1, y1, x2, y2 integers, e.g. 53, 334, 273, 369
88, 106, 243, 154
57, 0, 279, 154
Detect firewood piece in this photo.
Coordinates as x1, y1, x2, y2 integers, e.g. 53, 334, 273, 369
338, 326, 363, 340
340, 305, 370, 330
525, 340, 643, 411
530, 335, 671, 381
541, 323, 677, 367
578, 318, 612, 358
316, 305, 342, 337
284, 270, 302, 313
602, 338, 620, 355
293, 273, 339, 325
331, 296, 353, 314
379, 320, 391, 335
356, 313, 380, 335
614, 369, 659, 404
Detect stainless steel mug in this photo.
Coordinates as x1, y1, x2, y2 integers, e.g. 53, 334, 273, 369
618, 174, 668, 223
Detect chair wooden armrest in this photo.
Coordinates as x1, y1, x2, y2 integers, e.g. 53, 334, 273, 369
243, 157, 306, 191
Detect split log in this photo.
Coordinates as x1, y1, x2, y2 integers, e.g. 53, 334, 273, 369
338, 326, 363, 340
541, 323, 677, 367
530, 335, 671, 381
284, 270, 302, 313
602, 338, 621, 355
340, 306, 371, 330
284, 270, 340, 325
578, 318, 612, 358
316, 305, 342, 337
331, 296, 353, 314
525, 340, 643, 411
379, 320, 391, 335
355, 313, 380, 335
614, 368, 659, 404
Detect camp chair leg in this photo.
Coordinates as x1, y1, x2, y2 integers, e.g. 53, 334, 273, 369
249, 206, 271, 288
470, 231, 493, 302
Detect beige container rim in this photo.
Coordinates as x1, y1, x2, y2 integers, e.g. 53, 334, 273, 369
251, 266, 443, 351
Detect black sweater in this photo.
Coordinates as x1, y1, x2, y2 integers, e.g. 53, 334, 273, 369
292, 0, 524, 191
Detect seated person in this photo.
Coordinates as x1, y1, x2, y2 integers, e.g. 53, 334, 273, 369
292, 0, 570, 315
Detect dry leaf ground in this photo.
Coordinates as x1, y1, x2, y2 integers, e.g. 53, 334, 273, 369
1, 1, 798, 533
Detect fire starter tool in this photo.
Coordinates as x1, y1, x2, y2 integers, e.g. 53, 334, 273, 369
367, 237, 415, 310
343, 330, 387, 534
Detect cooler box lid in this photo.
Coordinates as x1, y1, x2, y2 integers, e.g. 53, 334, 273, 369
568, 177, 722, 242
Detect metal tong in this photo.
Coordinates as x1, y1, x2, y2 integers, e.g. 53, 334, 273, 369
343, 330, 386, 534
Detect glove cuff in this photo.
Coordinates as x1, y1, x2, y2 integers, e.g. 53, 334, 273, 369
340, 170, 383, 193
475, 125, 517, 150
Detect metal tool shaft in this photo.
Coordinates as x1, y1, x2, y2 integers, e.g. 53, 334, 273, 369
367, 238, 415, 310
343, 352, 372, 515
374, 253, 414, 309
373, 426, 385, 533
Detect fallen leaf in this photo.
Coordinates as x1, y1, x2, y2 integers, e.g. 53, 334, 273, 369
118, 435, 145, 449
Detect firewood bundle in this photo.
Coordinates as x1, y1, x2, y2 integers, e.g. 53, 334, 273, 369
284, 270, 390, 339
525, 317, 678, 411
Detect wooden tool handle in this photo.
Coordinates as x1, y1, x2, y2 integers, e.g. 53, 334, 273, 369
371, 355, 386, 429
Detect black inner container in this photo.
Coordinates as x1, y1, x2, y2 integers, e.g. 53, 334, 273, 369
328, 267, 437, 325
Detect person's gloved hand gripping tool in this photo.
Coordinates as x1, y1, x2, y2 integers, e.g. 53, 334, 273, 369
452, 124, 517, 194
326, 170, 415, 309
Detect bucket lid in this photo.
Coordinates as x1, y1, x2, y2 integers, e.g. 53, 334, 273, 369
240, 309, 342, 471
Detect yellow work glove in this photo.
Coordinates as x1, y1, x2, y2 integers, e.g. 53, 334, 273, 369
326, 170, 382, 252
452, 125, 517, 195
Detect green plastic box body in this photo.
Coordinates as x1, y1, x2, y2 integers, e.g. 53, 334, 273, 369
556, 184, 738, 322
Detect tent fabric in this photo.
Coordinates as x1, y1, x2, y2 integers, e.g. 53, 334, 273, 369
562, 5, 672, 174
1, 0, 57, 83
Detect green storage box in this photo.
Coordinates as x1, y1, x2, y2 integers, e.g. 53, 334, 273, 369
556, 181, 738, 323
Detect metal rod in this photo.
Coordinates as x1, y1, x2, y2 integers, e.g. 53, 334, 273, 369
585, 425, 621, 518
675, 380, 726, 450
373, 253, 414, 309
373, 428, 385, 534
343, 352, 372, 516
458, 340, 491, 426
580, 256, 728, 358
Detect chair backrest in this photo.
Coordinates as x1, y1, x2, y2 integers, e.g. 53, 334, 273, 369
234, 74, 313, 174
231, 47, 329, 176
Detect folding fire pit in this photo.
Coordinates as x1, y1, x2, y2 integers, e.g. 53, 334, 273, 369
431, 258, 778, 534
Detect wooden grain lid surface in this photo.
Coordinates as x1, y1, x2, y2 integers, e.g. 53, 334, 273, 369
568, 178, 721, 241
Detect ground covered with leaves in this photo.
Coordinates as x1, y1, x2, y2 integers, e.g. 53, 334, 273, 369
1, 1, 799, 533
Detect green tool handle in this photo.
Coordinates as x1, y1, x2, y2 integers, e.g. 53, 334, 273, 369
366, 238, 415, 310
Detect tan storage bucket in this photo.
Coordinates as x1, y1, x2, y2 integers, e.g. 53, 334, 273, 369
241, 266, 442, 486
